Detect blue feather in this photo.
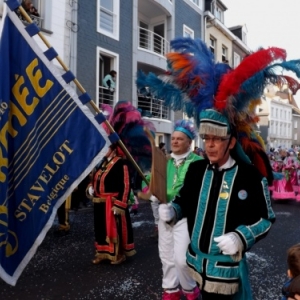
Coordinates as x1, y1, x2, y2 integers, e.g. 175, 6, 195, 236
136, 70, 185, 111
136, 38, 231, 123
169, 38, 223, 122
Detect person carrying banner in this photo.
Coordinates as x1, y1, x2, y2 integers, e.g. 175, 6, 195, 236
87, 101, 155, 265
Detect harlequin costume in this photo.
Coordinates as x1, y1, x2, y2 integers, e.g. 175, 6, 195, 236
88, 101, 155, 264
135, 37, 300, 299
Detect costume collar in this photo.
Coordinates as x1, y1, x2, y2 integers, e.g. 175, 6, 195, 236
171, 150, 191, 166
209, 155, 235, 171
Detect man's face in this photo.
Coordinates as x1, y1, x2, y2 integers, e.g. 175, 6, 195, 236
171, 131, 191, 155
202, 134, 236, 166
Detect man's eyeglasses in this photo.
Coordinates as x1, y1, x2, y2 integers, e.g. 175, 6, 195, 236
201, 135, 230, 144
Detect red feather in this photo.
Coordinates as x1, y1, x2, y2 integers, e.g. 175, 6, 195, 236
240, 138, 268, 178
282, 75, 300, 95
214, 47, 287, 110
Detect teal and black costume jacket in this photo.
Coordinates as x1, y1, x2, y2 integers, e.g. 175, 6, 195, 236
172, 158, 275, 295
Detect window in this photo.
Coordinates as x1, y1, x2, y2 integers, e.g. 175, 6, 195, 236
183, 25, 194, 39
213, 4, 224, 23
233, 53, 240, 67
210, 37, 216, 56
295, 121, 298, 129
97, 0, 120, 40
16, 0, 50, 30
294, 133, 297, 140
222, 45, 228, 63
191, 0, 203, 9
97, 47, 119, 107
155, 134, 164, 147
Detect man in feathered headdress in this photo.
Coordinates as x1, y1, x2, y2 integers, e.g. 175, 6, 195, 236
136, 37, 296, 299
143, 119, 202, 300
159, 109, 275, 299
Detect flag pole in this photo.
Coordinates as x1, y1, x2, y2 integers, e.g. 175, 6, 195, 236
17, 5, 149, 186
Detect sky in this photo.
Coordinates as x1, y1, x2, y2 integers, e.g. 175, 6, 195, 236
222, 0, 300, 104
222, 0, 300, 60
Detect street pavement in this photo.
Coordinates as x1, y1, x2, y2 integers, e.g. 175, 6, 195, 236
1, 199, 300, 300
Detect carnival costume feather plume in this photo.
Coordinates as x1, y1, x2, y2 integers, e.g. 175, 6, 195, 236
174, 119, 197, 140
281, 75, 300, 95
214, 47, 287, 110
100, 103, 113, 119
103, 100, 156, 174
136, 37, 300, 183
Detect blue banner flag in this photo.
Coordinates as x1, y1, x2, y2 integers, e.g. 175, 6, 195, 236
0, 4, 110, 285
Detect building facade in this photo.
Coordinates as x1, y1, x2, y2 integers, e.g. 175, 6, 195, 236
204, 0, 250, 67
0, 0, 73, 73
258, 85, 294, 150
76, 0, 206, 149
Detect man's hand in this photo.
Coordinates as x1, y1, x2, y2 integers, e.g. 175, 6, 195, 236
214, 232, 243, 255
158, 203, 175, 222
88, 186, 94, 196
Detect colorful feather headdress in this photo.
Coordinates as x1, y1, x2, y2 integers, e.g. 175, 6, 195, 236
136, 37, 300, 183
174, 119, 197, 140
102, 100, 156, 174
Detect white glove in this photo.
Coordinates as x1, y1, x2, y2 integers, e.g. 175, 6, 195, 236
109, 87, 115, 92
88, 186, 94, 196
214, 232, 243, 255
158, 203, 175, 222
149, 195, 159, 203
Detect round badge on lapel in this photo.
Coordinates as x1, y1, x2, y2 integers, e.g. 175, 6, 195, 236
238, 190, 247, 200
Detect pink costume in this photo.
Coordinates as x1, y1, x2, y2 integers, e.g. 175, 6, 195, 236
272, 158, 296, 200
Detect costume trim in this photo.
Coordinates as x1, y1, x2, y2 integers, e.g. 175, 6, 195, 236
199, 122, 228, 137
93, 196, 116, 203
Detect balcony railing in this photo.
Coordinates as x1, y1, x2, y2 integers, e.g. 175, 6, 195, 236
30, 14, 43, 27
138, 27, 170, 56
16, 10, 44, 28
138, 94, 169, 120
98, 86, 115, 107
